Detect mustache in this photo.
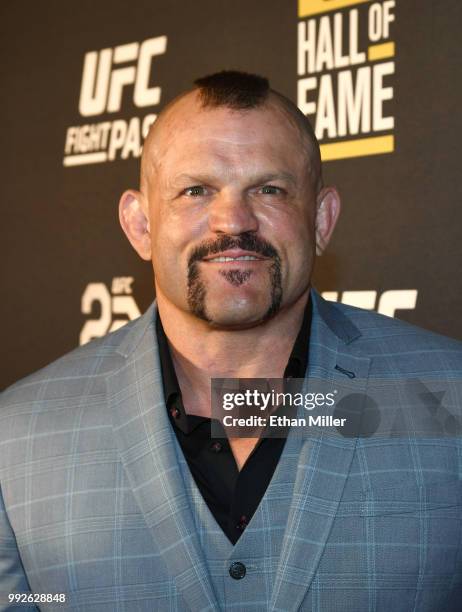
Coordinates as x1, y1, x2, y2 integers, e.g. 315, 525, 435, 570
187, 233, 280, 267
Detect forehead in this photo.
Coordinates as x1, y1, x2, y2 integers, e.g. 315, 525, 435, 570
143, 93, 309, 182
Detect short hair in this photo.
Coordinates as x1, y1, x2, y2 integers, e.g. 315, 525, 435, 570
193, 70, 322, 190
193, 71, 270, 109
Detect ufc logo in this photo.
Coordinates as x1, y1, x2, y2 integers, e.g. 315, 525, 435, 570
79, 36, 167, 117
80, 277, 141, 345
321, 289, 418, 317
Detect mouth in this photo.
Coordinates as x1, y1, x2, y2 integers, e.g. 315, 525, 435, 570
202, 250, 270, 263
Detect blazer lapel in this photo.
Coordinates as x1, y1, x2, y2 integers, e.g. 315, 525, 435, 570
270, 289, 372, 611
108, 302, 218, 612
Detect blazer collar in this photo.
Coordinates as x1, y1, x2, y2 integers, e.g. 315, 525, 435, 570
109, 301, 219, 611
269, 289, 372, 610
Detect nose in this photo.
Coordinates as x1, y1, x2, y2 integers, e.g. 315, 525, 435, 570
208, 189, 259, 235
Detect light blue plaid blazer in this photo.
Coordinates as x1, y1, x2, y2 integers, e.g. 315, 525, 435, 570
1, 288, 461, 611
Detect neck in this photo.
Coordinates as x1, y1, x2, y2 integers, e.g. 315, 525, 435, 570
156, 288, 310, 417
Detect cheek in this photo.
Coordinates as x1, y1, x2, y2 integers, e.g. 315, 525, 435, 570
263, 209, 315, 259
150, 209, 206, 271
283, 229, 316, 280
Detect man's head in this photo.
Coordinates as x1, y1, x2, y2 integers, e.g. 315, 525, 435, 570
119, 70, 340, 329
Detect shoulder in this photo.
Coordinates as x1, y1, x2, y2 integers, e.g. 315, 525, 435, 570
337, 300, 461, 348
0, 306, 154, 411
324, 298, 462, 375
336, 299, 461, 348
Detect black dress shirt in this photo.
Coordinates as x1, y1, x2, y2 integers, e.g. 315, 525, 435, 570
156, 297, 312, 544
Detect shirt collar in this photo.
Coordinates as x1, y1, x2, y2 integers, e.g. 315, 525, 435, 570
156, 294, 312, 434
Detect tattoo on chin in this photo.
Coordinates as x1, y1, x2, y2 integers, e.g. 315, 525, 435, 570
219, 269, 252, 286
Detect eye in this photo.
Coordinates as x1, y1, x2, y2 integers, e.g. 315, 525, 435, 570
183, 185, 207, 197
260, 185, 283, 195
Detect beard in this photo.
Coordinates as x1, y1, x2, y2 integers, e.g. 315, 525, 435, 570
186, 232, 282, 325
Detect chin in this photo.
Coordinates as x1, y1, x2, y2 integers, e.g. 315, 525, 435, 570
202, 300, 276, 330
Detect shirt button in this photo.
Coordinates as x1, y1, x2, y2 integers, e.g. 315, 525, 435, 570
170, 407, 181, 419
229, 561, 246, 580
236, 515, 248, 531
209, 441, 222, 453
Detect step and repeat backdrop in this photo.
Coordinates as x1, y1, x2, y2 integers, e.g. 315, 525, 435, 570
2, 0, 461, 388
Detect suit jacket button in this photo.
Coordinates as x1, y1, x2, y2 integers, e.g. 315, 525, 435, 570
229, 561, 246, 580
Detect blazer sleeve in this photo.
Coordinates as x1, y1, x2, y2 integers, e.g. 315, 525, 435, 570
0, 484, 38, 611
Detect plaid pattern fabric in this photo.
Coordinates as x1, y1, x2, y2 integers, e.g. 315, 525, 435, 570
1, 288, 461, 611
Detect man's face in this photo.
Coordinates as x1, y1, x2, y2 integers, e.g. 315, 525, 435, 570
143, 94, 318, 328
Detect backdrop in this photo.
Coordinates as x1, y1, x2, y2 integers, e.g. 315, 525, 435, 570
2, 0, 461, 389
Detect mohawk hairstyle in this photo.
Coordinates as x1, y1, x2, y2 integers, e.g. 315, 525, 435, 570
193, 71, 270, 109
192, 70, 322, 190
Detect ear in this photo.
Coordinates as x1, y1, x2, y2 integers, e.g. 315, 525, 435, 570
118, 189, 152, 261
315, 187, 341, 256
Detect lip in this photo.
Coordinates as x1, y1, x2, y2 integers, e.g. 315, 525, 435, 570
201, 250, 270, 262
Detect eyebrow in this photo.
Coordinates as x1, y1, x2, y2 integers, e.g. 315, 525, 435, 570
253, 172, 297, 186
171, 171, 298, 187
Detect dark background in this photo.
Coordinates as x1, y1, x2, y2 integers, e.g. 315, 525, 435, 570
2, 0, 461, 389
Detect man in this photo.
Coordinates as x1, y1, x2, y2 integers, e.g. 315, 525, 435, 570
0, 71, 461, 611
